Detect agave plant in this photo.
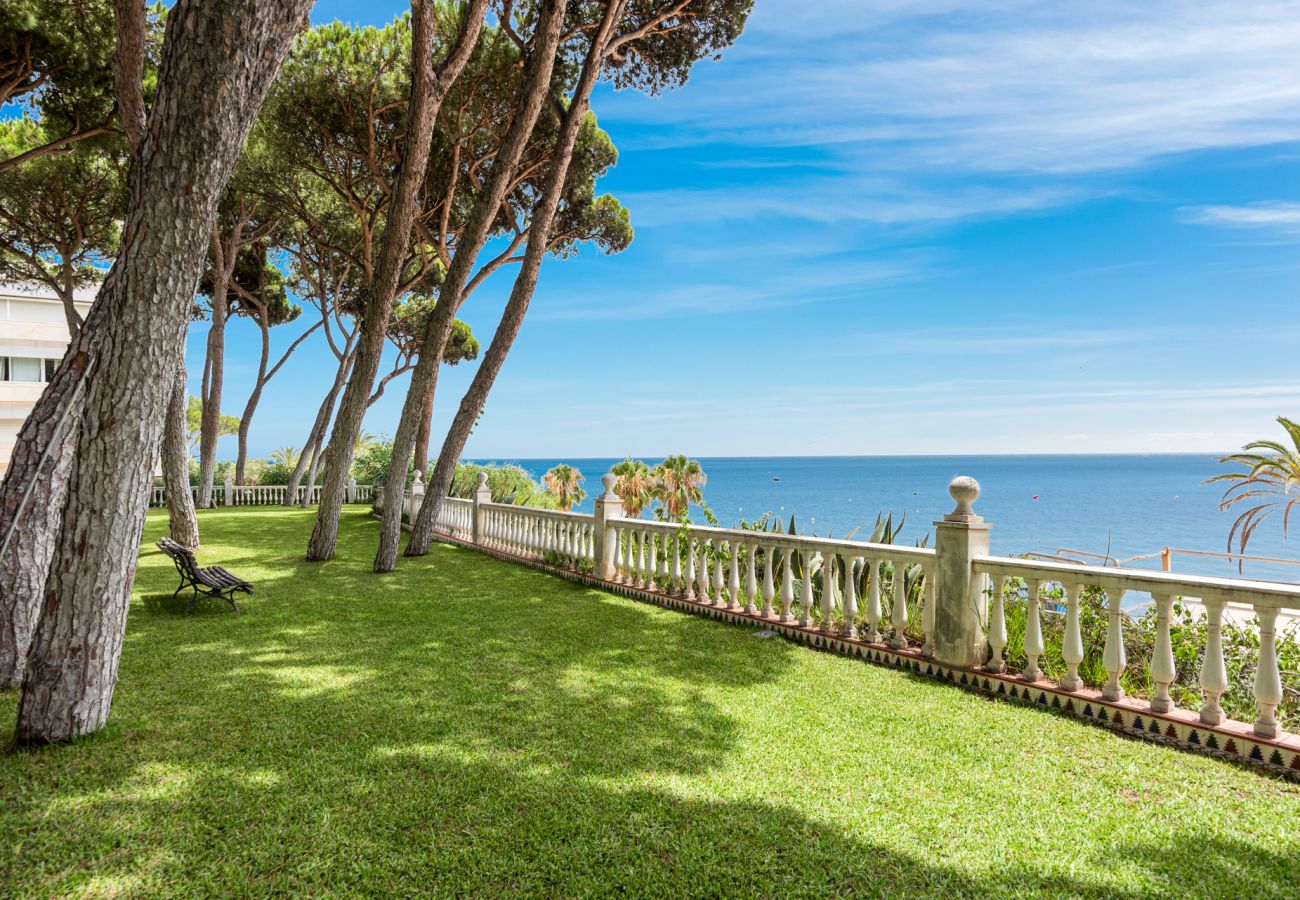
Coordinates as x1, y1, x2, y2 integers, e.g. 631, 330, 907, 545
542, 464, 586, 511
1205, 416, 1300, 557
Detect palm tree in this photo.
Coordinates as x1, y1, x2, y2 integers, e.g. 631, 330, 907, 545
542, 464, 586, 511
1205, 416, 1300, 557
610, 457, 654, 518
269, 446, 300, 469
653, 454, 707, 519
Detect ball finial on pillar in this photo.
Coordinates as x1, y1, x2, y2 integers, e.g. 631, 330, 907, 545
601, 472, 618, 500
947, 475, 980, 520
476, 471, 488, 489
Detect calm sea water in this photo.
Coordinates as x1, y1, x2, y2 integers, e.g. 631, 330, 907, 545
470, 455, 1300, 584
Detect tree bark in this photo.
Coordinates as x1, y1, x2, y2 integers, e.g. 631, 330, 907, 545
196, 241, 232, 507
14, 0, 312, 744
162, 356, 199, 548
0, 354, 85, 690
234, 320, 270, 485
408, 4, 618, 557
412, 375, 436, 472
307, 0, 488, 562
374, 0, 567, 572
112, 0, 148, 153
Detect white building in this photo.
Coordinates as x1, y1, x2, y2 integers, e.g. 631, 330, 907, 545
0, 283, 95, 473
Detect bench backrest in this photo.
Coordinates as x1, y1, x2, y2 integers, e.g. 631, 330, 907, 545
157, 538, 200, 577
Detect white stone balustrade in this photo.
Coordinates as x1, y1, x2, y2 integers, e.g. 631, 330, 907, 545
975, 554, 1300, 739
146, 481, 371, 508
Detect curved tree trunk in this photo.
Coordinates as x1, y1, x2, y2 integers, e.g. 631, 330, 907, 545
408, 5, 615, 557
308, 0, 488, 562
412, 348, 437, 472
374, 0, 567, 572
162, 356, 199, 548
196, 288, 227, 507
234, 320, 271, 484
0, 352, 86, 689
14, 0, 312, 744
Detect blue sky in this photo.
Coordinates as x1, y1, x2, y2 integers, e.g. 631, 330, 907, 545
192, 1, 1298, 459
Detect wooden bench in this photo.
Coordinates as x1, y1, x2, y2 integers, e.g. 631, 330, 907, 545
156, 537, 252, 613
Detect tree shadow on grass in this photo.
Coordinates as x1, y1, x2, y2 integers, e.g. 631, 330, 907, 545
2, 509, 1297, 895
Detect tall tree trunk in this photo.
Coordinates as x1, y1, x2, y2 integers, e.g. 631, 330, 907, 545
0, 354, 85, 689
374, 0, 567, 572
234, 320, 271, 485
408, 5, 617, 557
162, 356, 199, 548
307, 0, 488, 562
412, 361, 437, 472
196, 284, 228, 506
14, 0, 311, 744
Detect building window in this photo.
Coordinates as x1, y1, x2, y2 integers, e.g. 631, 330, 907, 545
44, 358, 56, 381
1, 356, 48, 382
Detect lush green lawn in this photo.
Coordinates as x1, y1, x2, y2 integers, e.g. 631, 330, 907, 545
2, 507, 1298, 897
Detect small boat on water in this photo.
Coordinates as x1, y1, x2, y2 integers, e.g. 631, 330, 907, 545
772, 476, 780, 482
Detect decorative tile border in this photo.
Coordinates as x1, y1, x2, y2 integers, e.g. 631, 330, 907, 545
407, 520, 1300, 778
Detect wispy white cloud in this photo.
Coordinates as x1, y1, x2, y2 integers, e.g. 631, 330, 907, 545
1181, 201, 1300, 235
610, 1, 1300, 176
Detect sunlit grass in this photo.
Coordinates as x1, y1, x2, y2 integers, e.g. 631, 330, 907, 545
1, 507, 1297, 897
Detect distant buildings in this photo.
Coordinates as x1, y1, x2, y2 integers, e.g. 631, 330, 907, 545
0, 283, 95, 473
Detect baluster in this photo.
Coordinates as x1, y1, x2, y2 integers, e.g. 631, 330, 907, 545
659, 534, 671, 587
761, 545, 776, 618
648, 533, 658, 588
744, 542, 758, 615
779, 548, 794, 622
1254, 607, 1284, 738
713, 544, 726, 606
669, 535, 681, 594
1149, 592, 1175, 712
889, 560, 908, 650
616, 527, 629, 582
1060, 582, 1085, 691
684, 537, 696, 599
1199, 595, 1227, 725
820, 551, 836, 633
921, 566, 937, 658
631, 530, 647, 587
841, 556, 858, 638
1102, 588, 1127, 700
1022, 578, 1043, 681
726, 542, 740, 610
697, 540, 712, 603
865, 558, 882, 643
798, 549, 814, 627
987, 576, 1008, 672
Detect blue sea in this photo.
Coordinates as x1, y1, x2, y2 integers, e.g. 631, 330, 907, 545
471, 455, 1300, 585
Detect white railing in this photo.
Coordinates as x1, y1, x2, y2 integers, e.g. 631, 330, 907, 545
477, 503, 596, 569
604, 517, 935, 648
975, 555, 1300, 739
147, 481, 372, 508
433, 496, 473, 541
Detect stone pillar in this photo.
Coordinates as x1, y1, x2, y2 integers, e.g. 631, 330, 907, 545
223, 472, 234, 507
931, 476, 991, 670
346, 475, 357, 504
408, 470, 425, 526
471, 472, 491, 545
592, 473, 624, 580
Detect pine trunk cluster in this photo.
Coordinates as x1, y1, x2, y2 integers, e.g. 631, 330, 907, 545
4, 0, 312, 743
307, 0, 488, 562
